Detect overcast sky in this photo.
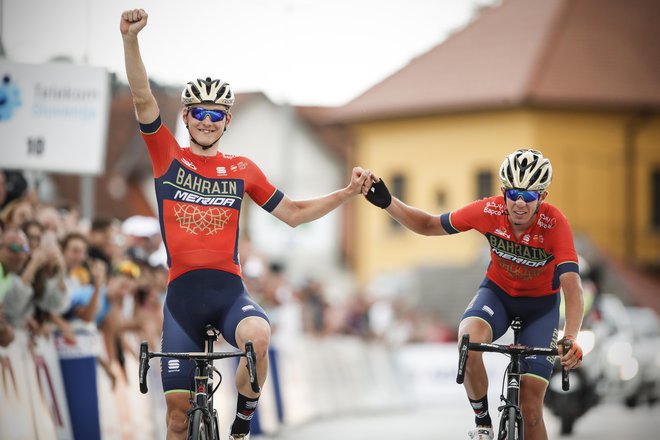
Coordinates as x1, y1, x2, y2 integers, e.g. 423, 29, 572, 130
2, 0, 498, 106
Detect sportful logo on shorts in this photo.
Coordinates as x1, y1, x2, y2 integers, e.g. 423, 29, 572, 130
167, 359, 180, 373
242, 305, 255, 312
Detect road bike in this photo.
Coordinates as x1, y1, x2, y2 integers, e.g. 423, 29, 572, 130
139, 325, 260, 440
456, 317, 570, 440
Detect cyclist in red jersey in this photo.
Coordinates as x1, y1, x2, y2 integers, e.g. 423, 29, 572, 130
362, 149, 584, 440
120, 9, 371, 440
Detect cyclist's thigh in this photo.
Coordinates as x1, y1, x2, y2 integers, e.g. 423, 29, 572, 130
221, 283, 269, 348
515, 292, 560, 381
461, 279, 511, 341
161, 269, 250, 392
161, 301, 201, 392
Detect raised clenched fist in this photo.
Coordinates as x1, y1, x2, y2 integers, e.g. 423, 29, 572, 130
120, 9, 149, 36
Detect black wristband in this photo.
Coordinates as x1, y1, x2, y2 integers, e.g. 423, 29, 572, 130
365, 179, 392, 209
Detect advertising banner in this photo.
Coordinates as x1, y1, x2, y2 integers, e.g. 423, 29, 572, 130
0, 61, 111, 175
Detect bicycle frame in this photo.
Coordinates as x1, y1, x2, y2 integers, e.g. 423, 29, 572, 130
456, 317, 570, 440
138, 325, 260, 440
188, 327, 223, 439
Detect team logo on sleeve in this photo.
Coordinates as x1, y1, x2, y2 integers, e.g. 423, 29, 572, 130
484, 201, 506, 216
537, 214, 557, 229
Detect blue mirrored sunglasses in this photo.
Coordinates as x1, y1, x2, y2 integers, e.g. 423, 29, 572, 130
189, 107, 227, 122
505, 189, 541, 202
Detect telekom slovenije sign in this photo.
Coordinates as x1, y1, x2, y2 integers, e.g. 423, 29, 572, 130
0, 61, 111, 175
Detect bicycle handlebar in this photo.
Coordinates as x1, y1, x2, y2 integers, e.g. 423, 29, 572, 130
138, 340, 261, 395
456, 334, 570, 391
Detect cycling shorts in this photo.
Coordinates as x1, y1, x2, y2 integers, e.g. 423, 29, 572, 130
160, 269, 269, 392
461, 278, 560, 381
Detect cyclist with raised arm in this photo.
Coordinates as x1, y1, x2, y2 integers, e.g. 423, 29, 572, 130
120, 9, 371, 440
362, 149, 584, 440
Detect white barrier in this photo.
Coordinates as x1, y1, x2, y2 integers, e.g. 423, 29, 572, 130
0, 331, 486, 440
0, 330, 73, 440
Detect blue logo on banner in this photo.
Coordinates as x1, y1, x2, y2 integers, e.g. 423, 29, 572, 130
0, 74, 22, 121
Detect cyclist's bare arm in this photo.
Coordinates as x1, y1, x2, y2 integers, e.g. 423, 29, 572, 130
560, 271, 584, 338
362, 173, 448, 236
271, 167, 370, 227
386, 197, 448, 236
559, 270, 584, 367
120, 9, 159, 124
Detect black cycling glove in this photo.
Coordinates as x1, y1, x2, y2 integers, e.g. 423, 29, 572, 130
366, 179, 392, 209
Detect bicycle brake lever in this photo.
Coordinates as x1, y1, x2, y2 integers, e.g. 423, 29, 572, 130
244, 341, 261, 393
561, 339, 571, 391
456, 334, 470, 384
139, 341, 150, 394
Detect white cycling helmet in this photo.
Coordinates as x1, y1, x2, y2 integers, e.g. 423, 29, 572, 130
181, 77, 234, 107
499, 149, 553, 191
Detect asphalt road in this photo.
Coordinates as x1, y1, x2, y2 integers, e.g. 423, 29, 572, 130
254, 401, 660, 440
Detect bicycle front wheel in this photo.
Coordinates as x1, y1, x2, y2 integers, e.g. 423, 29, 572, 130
498, 406, 520, 440
189, 410, 212, 440
506, 406, 523, 440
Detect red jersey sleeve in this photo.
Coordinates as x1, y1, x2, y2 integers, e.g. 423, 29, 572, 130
544, 207, 579, 275
440, 197, 505, 235
140, 116, 180, 178
240, 157, 284, 212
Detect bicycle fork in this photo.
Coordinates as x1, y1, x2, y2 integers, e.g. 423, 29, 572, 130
498, 366, 523, 440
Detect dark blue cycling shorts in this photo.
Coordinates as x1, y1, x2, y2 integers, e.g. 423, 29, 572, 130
160, 269, 269, 393
461, 278, 560, 382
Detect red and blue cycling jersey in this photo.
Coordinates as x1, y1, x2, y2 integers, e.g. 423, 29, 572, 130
141, 117, 283, 283
440, 196, 578, 297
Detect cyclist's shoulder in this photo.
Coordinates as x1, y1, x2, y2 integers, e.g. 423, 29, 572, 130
212, 152, 266, 171
537, 202, 572, 227
466, 195, 506, 217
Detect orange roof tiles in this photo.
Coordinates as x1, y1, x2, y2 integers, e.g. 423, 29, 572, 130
329, 0, 660, 122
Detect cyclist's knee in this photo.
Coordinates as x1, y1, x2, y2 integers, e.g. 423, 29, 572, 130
166, 393, 190, 435
458, 317, 492, 343
521, 379, 546, 427
236, 317, 271, 356
521, 402, 544, 429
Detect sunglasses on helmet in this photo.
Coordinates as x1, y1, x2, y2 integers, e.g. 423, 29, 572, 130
189, 107, 227, 123
505, 188, 541, 203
